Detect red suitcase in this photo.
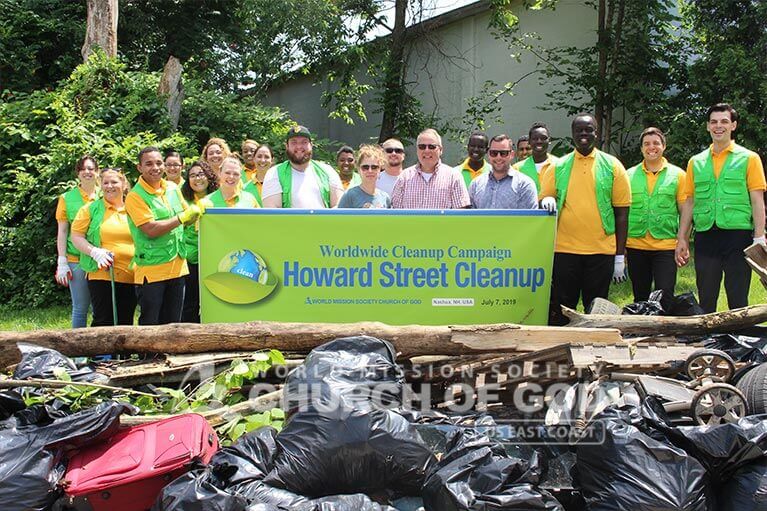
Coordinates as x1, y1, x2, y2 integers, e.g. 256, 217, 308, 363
60, 413, 218, 511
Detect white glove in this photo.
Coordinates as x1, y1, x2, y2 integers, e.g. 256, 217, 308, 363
754, 236, 766, 247
541, 197, 557, 212
613, 255, 627, 283
90, 247, 114, 269
55, 256, 71, 286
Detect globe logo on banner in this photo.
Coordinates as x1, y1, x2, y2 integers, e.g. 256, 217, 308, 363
203, 249, 278, 304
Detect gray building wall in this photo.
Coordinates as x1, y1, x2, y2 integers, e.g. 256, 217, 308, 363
263, 0, 597, 165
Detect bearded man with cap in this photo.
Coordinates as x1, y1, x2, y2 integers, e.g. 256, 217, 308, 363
262, 126, 344, 208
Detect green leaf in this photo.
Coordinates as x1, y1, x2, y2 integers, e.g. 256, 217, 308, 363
232, 361, 250, 375
268, 349, 286, 366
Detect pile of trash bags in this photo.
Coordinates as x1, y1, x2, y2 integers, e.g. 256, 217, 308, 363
621, 290, 705, 316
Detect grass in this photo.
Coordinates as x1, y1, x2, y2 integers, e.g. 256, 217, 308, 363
1, 260, 765, 332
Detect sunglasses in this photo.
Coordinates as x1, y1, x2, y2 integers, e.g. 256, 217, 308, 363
488, 150, 511, 157
417, 144, 439, 150
360, 164, 380, 171
384, 147, 405, 154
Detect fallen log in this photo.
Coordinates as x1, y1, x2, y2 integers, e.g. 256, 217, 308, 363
563, 303, 767, 336
0, 321, 623, 368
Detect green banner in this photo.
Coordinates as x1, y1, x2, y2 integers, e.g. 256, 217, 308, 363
199, 210, 555, 325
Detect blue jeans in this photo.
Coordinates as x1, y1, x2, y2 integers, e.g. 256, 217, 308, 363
68, 262, 91, 328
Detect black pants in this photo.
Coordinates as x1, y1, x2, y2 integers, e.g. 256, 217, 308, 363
549, 253, 613, 326
626, 248, 677, 303
136, 276, 185, 325
181, 263, 200, 323
694, 228, 752, 313
88, 279, 137, 326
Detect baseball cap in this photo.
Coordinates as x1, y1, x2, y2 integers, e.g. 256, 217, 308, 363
286, 125, 312, 142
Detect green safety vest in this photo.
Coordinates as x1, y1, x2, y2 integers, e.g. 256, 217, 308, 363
555, 150, 616, 235
204, 188, 259, 208
277, 160, 331, 208
691, 144, 753, 231
127, 182, 187, 267
78, 199, 108, 273
62, 187, 94, 258
241, 176, 264, 206
458, 160, 491, 190
627, 163, 683, 239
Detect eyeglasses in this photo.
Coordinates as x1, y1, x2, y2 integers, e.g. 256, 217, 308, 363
488, 150, 511, 157
417, 144, 439, 150
384, 147, 405, 154
189, 173, 208, 180
360, 164, 380, 171
165, 163, 183, 168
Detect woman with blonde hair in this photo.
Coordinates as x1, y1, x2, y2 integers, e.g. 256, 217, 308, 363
337, 145, 391, 208
200, 137, 231, 176
71, 168, 136, 326
202, 155, 260, 208
55, 155, 99, 328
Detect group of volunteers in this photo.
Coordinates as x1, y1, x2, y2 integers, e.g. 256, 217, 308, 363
54, 102, 765, 328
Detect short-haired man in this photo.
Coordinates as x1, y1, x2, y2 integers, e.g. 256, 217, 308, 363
675, 103, 766, 312
455, 131, 491, 190
469, 135, 538, 209
516, 135, 532, 162
377, 138, 405, 197
513, 122, 558, 194
126, 146, 201, 325
262, 126, 344, 208
391, 128, 470, 209
540, 114, 632, 325
336, 145, 361, 190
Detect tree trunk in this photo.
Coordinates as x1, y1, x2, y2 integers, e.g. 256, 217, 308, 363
563, 304, 767, 335
82, 0, 118, 61
378, 0, 408, 142
0, 321, 622, 368
594, 0, 608, 146
602, 0, 625, 152
158, 55, 184, 130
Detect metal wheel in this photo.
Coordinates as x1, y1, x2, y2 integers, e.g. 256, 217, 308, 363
684, 349, 735, 382
690, 383, 747, 426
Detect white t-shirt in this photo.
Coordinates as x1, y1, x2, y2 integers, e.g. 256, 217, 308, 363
534, 161, 546, 174
262, 162, 343, 208
377, 171, 400, 197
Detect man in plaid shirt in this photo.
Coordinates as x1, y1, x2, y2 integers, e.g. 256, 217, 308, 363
391, 128, 471, 209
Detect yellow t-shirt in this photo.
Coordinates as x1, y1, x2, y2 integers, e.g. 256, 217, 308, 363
457, 158, 488, 182
71, 200, 136, 284
683, 141, 767, 197
125, 177, 189, 284
540, 149, 632, 255
626, 158, 687, 251
56, 186, 97, 263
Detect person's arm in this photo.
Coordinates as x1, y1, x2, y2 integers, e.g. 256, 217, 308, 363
390, 176, 404, 209
137, 217, 182, 238
750, 190, 766, 239
613, 207, 628, 255
330, 187, 343, 208
262, 194, 282, 208
523, 180, 539, 210
56, 220, 68, 258
675, 197, 693, 267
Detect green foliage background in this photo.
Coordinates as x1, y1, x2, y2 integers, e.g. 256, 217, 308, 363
0, 52, 293, 308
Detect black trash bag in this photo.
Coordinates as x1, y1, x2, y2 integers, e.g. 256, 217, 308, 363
621, 299, 664, 316
667, 292, 705, 316
0, 401, 134, 511
575, 407, 709, 511
264, 406, 436, 497
152, 469, 250, 511
421, 424, 563, 510
283, 336, 404, 414
702, 333, 767, 363
0, 390, 26, 420
720, 458, 767, 511
13, 343, 106, 383
294, 494, 397, 511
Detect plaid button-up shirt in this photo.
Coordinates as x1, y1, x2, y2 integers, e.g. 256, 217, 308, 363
391, 161, 470, 209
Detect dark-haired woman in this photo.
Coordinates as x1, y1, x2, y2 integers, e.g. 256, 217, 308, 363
243, 144, 273, 205
165, 151, 185, 187
180, 161, 218, 322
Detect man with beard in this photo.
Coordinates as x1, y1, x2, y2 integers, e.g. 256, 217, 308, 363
454, 131, 491, 190
391, 128, 470, 209
513, 122, 559, 194
262, 126, 344, 208
377, 138, 406, 197
675, 103, 766, 312
540, 114, 631, 325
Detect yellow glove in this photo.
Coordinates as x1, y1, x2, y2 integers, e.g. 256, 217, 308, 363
178, 205, 202, 226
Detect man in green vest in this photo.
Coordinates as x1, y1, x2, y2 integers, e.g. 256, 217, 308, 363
262, 125, 344, 208
675, 103, 766, 313
454, 131, 491, 190
513, 122, 559, 195
125, 146, 202, 325
625, 127, 686, 302
540, 114, 632, 325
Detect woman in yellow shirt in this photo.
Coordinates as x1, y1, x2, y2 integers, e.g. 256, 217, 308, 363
55, 155, 99, 328
179, 161, 218, 323
71, 168, 136, 326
